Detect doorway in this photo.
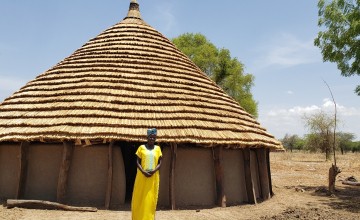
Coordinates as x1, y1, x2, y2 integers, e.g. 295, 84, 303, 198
120, 141, 140, 202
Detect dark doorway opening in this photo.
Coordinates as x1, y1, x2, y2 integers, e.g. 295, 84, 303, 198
120, 141, 140, 203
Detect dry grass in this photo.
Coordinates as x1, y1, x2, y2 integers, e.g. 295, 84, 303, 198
271, 151, 360, 187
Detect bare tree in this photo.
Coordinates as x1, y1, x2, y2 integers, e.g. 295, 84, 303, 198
303, 110, 335, 160
323, 80, 341, 194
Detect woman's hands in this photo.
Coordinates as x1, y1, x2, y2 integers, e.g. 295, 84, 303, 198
147, 156, 162, 177
136, 158, 156, 177
137, 156, 162, 178
142, 170, 153, 177
142, 168, 157, 177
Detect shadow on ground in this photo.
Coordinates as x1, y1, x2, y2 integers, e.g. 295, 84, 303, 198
287, 184, 360, 213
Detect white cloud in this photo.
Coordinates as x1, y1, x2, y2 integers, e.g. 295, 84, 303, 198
287, 90, 294, 95
266, 99, 360, 118
320, 98, 360, 116
322, 98, 335, 108
268, 104, 320, 118
259, 99, 360, 139
253, 33, 322, 69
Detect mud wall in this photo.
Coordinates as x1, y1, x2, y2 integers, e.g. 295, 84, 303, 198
223, 149, 248, 204
0, 143, 126, 208
1, 143, 268, 208
66, 145, 125, 207
174, 147, 216, 206
25, 144, 63, 201
0, 143, 19, 199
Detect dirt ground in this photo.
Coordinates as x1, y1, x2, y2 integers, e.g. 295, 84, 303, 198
1, 151, 359, 220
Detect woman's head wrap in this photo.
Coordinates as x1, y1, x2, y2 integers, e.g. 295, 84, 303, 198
147, 128, 157, 137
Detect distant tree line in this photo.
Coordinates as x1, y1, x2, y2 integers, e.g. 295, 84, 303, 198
281, 108, 359, 161
281, 110, 359, 159
281, 132, 359, 153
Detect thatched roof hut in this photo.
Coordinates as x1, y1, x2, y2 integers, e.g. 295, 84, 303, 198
0, 0, 282, 209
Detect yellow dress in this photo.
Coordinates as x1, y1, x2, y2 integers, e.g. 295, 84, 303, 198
131, 145, 162, 220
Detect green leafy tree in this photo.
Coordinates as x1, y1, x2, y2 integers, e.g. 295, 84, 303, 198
172, 33, 218, 76
314, 0, 360, 95
337, 132, 356, 153
172, 33, 258, 117
303, 110, 336, 160
281, 134, 304, 152
304, 133, 324, 152
349, 141, 360, 152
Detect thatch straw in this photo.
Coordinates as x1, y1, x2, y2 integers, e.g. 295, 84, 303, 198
0, 1, 282, 150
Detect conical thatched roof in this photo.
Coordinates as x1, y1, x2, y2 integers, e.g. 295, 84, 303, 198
0, 1, 282, 149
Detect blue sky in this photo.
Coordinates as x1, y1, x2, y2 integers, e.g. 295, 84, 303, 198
0, 0, 359, 140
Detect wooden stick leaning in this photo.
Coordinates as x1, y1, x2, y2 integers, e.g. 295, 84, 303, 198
342, 181, 360, 186
6, 199, 97, 212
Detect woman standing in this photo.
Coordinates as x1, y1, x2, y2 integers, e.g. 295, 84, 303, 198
131, 128, 162, 220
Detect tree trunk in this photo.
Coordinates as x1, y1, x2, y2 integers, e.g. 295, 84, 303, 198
328, 164, 341, 194
325, 148, 331, 161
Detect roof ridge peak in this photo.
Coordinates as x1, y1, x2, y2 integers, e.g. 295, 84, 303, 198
126, 0, 141, 20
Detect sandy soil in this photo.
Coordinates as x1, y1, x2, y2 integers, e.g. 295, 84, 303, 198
1, 151, 359, 220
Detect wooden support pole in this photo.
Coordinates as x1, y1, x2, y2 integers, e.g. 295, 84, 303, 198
214, 146, 226, 207
105, 141, 115, 209
266, 148, 274, 196
256, 148, 271, 201
169, 143, 177, 210
16, 142, 30, 199
57, 141, 75, 204
243, 148, 256, 204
